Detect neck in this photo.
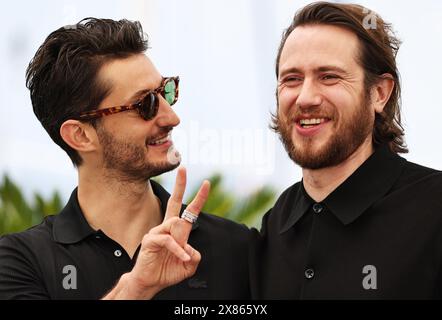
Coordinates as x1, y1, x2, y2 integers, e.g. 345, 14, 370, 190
302, 138, 374, 202
77, 167, 163, 258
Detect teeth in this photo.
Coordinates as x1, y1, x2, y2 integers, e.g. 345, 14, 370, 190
151, 133, 171, 145
299, 118, 326, 125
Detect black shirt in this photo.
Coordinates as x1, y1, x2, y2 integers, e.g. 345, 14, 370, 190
250, 145, 442, 299
0, 181, 250, 299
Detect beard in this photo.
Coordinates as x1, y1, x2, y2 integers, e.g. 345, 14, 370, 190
277, 92, 373, 170
96, 125, 180, 183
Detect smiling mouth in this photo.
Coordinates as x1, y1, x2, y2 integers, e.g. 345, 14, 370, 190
297, 117, 330, 128
147, 133, 171, 146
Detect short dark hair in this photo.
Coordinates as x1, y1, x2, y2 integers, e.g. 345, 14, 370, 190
272, 2, 408, 153
26, 18, 149, 166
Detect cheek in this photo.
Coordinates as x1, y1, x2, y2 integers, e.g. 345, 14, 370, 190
323, 87, 358, 120
278, 87, 298, 118
130, 120, 156, 137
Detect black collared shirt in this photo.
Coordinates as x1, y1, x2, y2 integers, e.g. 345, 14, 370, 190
250, 145, 442, 299
0, 181, 250, 299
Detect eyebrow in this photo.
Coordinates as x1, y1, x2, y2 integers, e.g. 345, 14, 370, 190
126, 89, 150, 104
279, 65, 349, 79
124, 75, 167, 105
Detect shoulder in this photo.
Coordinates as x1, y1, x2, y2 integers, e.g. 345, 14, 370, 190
0, 216, 55, 256
0, 217, 55, 299
395, 157, 442, 192
402, 158, 442, 179
196, 212, 250, 242
197, 212, 249, 230
189, 212, 251, 261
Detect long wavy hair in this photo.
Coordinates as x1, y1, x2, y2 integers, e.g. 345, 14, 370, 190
271, 2, 408, 153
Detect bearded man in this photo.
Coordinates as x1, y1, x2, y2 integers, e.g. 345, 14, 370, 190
250, 2, 442, 299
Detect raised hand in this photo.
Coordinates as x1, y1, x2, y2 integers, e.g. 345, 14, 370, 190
103, 167, 210, 299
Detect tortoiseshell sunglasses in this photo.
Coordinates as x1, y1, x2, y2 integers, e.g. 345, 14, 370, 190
74, 76, 179, 121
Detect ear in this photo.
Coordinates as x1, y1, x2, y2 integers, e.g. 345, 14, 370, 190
372, 73, 395, 114
60, 120, 99, 153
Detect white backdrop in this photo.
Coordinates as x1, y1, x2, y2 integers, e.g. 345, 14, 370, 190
0, 0, 441, 201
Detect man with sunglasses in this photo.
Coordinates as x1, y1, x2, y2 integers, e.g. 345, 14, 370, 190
0, 18, 250, 299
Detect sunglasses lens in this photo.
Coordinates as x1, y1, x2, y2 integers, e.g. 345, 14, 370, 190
139, 93, 158, 120
163, 78, 177, 105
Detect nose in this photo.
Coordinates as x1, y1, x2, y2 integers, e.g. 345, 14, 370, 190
295, 78, 322, 110
155, 96, 180, 128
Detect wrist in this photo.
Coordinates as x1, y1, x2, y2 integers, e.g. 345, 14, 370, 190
102, 272, 160, 300
122, 272, 160, 300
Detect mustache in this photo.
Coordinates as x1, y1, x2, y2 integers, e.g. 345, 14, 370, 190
146, 127, 173, 144
283, 106, 336, 124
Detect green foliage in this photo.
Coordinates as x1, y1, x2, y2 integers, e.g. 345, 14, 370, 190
0, 172, 274, 235
185, 173, 275, 228
0, 174, 62, 235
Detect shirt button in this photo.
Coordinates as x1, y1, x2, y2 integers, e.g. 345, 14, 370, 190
114, 250, 122, 257
95, 235, 101, 239
305, 268, 315, 279
312, 203, 323, 214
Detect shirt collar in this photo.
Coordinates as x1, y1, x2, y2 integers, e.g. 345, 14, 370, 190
280, 144, 407, 233
53, 180, 198, 244
279, 182, 314, 234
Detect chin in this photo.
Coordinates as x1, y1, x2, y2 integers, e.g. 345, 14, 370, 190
148, 160, 181, 179
293, 137, 324, 152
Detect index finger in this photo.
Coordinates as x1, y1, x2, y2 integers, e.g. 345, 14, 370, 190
164, 166, 187, 221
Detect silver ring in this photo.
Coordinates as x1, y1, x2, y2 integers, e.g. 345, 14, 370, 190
181, 209, 198, 224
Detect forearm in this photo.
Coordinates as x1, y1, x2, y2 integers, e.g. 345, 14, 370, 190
102, 273, 159, 300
